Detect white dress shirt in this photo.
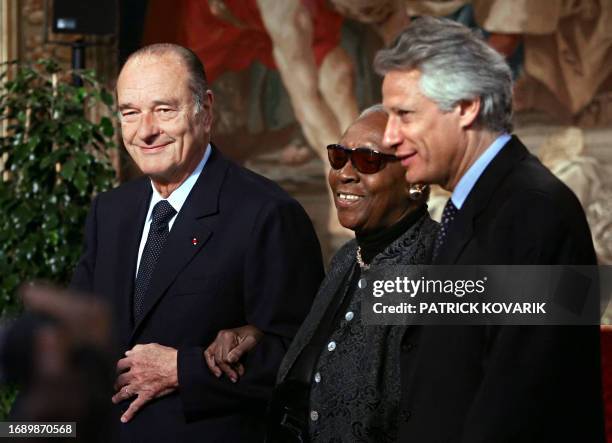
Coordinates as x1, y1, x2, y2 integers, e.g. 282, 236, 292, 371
135, 144, 211, 277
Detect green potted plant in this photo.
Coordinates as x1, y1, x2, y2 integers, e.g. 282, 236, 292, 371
0, 59, 117, 416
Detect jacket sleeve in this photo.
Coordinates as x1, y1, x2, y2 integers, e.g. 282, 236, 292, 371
177, 198, 324, 421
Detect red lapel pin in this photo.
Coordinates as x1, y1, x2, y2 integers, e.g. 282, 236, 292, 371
191, 237, 199, 246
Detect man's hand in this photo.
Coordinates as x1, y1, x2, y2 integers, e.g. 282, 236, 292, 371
204, 325, 263, 382
112, 343, 178, 423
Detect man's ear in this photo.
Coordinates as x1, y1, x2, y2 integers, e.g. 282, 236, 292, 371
201, 90, 214, 131
458, 97, 480, 129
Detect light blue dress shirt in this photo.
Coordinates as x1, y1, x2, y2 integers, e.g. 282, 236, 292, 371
451, 134, 511, 209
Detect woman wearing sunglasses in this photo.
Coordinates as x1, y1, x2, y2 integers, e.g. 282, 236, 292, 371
204, 105, 438, 442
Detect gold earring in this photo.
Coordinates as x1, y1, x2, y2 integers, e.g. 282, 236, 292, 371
409, 184, 427, 200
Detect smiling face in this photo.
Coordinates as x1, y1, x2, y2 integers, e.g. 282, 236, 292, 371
117, 53, 213, 196
382, 69, 465, 190
328, 111, 413, 235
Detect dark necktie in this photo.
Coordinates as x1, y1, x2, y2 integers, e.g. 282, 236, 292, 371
433, 198, 459, 260
133, 200, 176, 321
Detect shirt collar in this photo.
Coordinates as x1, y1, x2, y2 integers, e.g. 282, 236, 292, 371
451, 134, 511, 209
147, 143, 211, 220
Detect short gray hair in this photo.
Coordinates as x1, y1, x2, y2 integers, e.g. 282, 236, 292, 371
121, 43, 208, 114
358, 104, 387, 119
374, 16, 513, 133
340, 104, 386, 138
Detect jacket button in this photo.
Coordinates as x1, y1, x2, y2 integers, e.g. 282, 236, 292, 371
310, 410, 319, 421
345, 311, 354, 322
327, 341, 336, 352
314, 372, 321, 383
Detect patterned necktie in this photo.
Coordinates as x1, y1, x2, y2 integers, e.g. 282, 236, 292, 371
133, 200, 177, 321
433, 198, 459, 260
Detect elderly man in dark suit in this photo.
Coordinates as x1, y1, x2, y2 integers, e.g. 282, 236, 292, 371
377, 17, 605, 442
70, 43, 324, 442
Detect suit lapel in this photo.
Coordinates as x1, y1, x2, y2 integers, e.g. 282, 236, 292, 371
435, 136, 528, 264
129, 147, 229, 343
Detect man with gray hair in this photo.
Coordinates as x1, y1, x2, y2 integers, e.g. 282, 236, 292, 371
376, 17, 604, 442
71, 43, 324, 442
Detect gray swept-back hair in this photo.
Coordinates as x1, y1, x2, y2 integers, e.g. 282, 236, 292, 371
374, 16, 513, 133
121, 43, 208, 114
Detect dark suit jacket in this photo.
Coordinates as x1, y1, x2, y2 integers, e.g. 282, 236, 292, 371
71, 146, 324, 443
398, 136, 605, 442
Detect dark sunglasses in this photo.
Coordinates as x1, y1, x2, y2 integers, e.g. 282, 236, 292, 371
327, 144, 399, 174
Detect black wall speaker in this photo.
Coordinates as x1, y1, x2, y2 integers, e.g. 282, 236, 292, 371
52, 0, 117, 35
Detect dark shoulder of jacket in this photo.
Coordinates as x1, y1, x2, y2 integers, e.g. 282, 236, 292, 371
496, 153, 587, 223
224, 158, 290, 197
489, 154, 595, 263
91, 175, 150, 209
221, 158, 306, 211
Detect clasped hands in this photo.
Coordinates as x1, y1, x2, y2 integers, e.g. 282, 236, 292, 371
112, 343, 178, 423
111, 326, 262, 423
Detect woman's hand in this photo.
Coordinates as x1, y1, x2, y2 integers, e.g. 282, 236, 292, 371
204, 325, 263, 382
